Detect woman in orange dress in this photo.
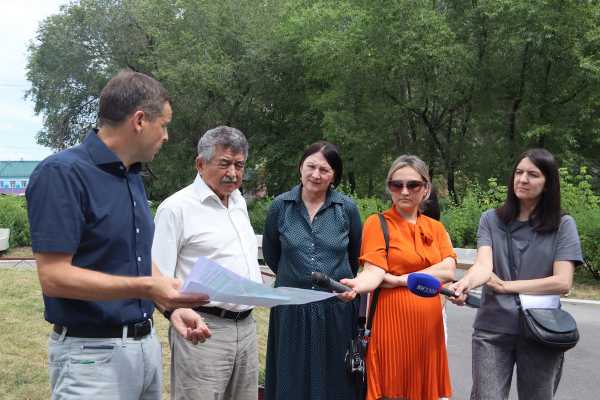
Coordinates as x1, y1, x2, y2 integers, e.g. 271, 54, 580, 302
341, 155, 456, 400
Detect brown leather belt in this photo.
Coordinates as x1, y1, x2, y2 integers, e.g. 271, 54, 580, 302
194, 306, 252, 320
53, 318, 152, 340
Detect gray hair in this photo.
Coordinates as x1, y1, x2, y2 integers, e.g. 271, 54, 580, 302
386, 154, 431, 207
197, 126, 249, 161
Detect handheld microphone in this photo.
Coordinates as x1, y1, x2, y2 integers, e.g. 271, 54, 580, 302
407, 272, 480, 308
407, 272, 449, 296
311, 272, 352, 293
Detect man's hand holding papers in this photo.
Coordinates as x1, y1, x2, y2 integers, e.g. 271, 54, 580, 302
181, 257, 337, 307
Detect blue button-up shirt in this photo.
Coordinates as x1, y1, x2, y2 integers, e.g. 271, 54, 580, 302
26, 129, 155, 327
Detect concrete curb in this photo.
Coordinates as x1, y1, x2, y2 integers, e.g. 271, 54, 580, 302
561, 298, 600, 305
466, 288, 600, 305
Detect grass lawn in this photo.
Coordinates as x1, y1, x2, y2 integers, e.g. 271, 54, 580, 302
0, 268, 269, 400
1, 255, 599, 399
568, 268, 600, 300
0, 247, 34, 258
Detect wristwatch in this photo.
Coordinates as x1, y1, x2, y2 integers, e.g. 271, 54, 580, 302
162, 308, 173, 320
155, 304, 172, 320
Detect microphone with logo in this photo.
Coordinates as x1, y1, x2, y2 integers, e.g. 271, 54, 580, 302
407, 272, 480, 308
311, 271, 352, 293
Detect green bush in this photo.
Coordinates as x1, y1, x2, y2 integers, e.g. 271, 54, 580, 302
442, 192, 482, 248
441, 168, 600, 280
560, 166, 599, 212
0, 196, 30, 248
247, 192, 389, 234
572, 207, 600, 279
248, 197, 273, 233
351, 195, 389, 222
561, 167, 600, 279
442, 178, 506, 248
6, 166, 598, 281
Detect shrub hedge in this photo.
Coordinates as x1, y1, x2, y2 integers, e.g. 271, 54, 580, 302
0, 196, 30, 247
441, 168, 600, 279
248, 170, 600, 279
3, 171, 599, 280
247, 192, 389, 234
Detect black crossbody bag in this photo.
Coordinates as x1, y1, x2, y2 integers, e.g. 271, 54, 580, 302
345, 213, 388, 399
505, 227, 579, 351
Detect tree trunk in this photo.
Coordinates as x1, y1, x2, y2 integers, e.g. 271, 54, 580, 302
447, 167, 458, 204
507, 42, 530, 156
348, 169, 356, 194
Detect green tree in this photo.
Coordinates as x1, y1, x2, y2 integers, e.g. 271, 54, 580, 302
26, 0, 155, 149
280, 1, 480, 198
26, 0, 600, 201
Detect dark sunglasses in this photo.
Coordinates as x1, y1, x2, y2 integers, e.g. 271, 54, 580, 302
387, 179, 425, 192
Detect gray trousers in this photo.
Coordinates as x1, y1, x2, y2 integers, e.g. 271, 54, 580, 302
471, 329, 564, 400
48, 328, 162, 400
169, 311, 258, 400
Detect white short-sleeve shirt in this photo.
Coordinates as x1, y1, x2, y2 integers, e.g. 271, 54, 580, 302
152, 174, 262, 311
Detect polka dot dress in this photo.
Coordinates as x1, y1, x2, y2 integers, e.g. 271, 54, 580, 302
262, 185, 362, 400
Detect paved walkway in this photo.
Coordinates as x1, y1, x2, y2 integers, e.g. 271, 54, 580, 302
447, 300, 600, 399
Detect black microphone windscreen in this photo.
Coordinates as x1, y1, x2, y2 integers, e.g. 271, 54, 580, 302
311, 272, 328, 287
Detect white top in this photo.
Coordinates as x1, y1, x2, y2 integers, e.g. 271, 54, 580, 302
152, 174, 262, 311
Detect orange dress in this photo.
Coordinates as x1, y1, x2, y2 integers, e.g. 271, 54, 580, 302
359, 207, 455, 400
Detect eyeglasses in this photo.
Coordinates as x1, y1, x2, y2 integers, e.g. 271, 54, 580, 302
387, 180, 425, 192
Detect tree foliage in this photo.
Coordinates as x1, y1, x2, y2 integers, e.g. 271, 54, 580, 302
26, 0, 600, 200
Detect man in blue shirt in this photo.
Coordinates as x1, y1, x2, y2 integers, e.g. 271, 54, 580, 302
26, 70, 209, 400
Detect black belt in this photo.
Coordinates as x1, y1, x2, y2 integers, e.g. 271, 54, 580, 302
194, 306, 252, 320
53, 318, 152, 340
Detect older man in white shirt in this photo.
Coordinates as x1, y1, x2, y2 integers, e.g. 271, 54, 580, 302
152, 126, 262, 400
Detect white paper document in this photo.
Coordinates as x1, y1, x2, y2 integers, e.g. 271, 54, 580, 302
519, 294, 560, 310
181, 256, 337, 307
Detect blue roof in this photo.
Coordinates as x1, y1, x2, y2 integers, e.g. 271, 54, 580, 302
0, 161, 40, 179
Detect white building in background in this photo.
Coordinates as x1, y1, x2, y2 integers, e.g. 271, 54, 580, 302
0, 161, 40, 195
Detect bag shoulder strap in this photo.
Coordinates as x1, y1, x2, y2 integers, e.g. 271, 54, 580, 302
363, 213, 388, 332
505, 225, 522, 307
505, 225, 518, 281
378, 212, 390, 255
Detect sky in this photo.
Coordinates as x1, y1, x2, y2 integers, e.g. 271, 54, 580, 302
0, 1, 69, 161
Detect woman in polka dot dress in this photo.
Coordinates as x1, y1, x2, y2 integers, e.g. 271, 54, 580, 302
262, 141, 362, 400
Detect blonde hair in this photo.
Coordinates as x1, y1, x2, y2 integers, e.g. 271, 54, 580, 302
386, 155, 431, 208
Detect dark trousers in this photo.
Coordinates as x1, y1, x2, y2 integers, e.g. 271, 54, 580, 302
470, 329, 564, 400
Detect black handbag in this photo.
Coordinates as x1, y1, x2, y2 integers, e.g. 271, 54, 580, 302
505, 226, 579, 351
344, 295, 370, 397
521, 308, 579, 350
344, 213, 387, 399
